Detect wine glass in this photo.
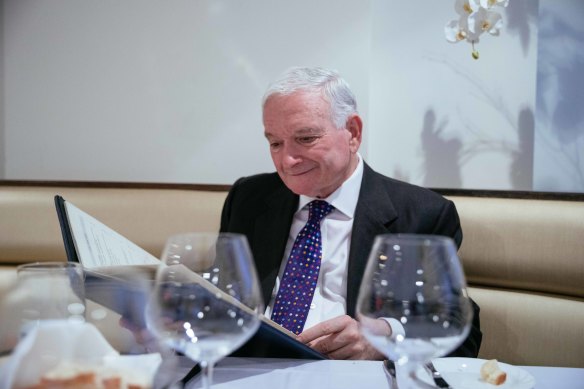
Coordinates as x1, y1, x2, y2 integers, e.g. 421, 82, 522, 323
16, 262, 86, 336
356, 234, 473, 389
145, 233, 263, 389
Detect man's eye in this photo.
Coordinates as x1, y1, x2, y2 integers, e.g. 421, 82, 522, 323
298, 136, 318, 144
270, 141, 282, 149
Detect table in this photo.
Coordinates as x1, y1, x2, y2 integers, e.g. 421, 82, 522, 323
2, 352, 583, 388
165, 357, 584, 389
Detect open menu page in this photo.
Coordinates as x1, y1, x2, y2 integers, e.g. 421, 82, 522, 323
64, 202, 159, 269
56, 197, 326, 359
62, 201, 290, 333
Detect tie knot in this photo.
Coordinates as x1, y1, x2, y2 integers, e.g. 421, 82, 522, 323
307, 200, 334, 223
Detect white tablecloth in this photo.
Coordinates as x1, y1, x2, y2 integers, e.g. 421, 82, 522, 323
2, 353, 583, 388
175, 357, 584, 389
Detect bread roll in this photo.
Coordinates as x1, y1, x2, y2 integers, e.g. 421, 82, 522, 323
19, 361, 147, 389
480, 359, 507, 385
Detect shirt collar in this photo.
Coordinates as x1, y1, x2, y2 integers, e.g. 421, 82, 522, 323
298, 153, 364, 218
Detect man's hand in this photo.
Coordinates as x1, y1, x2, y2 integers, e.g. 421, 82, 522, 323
297, 315, 388, 360
119, 317, 160, 352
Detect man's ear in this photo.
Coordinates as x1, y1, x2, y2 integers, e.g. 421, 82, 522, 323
346, 114, 363, 152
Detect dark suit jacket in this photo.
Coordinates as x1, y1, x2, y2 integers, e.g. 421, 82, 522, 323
220, 163, 482, 358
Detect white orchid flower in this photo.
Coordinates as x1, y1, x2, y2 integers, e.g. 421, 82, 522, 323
446, 0, 510, 59
445, 16, 482, 43
468, 7, 503, 36
454, 0, 481, 16
445, 19, 467, 43
479, 0, 510, 9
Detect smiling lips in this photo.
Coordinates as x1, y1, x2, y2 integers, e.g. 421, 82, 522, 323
286, 167, 316, 177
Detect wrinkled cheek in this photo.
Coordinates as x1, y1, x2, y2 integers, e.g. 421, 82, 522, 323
269, 151, 278, 165
281, 174, 307, 191
271, 155, 284, 175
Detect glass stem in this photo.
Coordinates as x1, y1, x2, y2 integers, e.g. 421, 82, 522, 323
200, 361, 214, 389
404, 363, 435, 389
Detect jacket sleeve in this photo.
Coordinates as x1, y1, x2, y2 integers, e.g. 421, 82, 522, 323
447, 298, 483, 358
431, 198, 463, 249
434, 199, 482, 358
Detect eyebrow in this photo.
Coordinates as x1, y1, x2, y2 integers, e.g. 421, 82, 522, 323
264, 127, 322, 139
295, 127, 322, 135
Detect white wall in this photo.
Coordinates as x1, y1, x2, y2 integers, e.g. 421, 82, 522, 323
369, 0, 539, 191
534, 0, 584, 193
2, 0, 583, 192
2, 0, 371, 184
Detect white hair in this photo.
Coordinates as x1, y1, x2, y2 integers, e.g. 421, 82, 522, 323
262, 67, 358, 129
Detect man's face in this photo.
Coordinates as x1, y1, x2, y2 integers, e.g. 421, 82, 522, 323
263, 91, 362, 198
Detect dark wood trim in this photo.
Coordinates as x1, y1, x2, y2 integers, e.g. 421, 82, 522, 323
1, 180, 583, 201
432, 188, 584, 202
0, 180, 231, 192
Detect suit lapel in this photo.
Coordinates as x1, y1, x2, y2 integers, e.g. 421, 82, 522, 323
251, 184, 298, 304
346, 164, 398, 316
247, 165, 400, 316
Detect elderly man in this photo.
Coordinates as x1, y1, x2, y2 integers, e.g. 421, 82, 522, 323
220, 66, 481, 360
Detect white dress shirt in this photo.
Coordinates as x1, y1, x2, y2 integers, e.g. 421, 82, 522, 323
265, 155, 363, 330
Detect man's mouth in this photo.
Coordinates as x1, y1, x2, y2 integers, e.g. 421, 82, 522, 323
287, 167, 315, 177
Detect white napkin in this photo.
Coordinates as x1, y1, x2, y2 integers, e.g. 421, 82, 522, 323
0, 320, 161, 389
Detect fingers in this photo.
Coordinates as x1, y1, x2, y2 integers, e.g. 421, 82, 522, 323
325, 337, 385, 360
119, 316, 139, 332
298, 315, 353, 343
299, 315, 386, 360
323, 337, 367, 360
310, 327, 361, 357
119, 317, 157, 350
299, 315, 359, 355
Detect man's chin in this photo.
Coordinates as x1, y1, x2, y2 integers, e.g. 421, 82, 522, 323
283, 180, 317, 197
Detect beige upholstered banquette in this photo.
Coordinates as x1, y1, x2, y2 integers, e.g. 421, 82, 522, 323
447, 193, 584, 368
0, 182, 582, 368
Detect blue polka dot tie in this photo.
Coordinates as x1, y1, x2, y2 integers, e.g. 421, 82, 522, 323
271, 200, 335, 335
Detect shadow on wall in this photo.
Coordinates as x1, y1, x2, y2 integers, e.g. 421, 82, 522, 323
391, 166, 410, 184
422, 0, 583, 193
421, 109, 462, 189
536, 5, 584, 190
425, 45, 538, 192
510, 108, 534, 190
505, 0, 539, 57
419, 102, 535, 191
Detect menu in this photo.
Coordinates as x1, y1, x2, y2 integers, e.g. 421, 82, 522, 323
54, 195, 326, 360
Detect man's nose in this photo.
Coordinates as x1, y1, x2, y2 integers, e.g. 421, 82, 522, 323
281, 144, 302, 167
